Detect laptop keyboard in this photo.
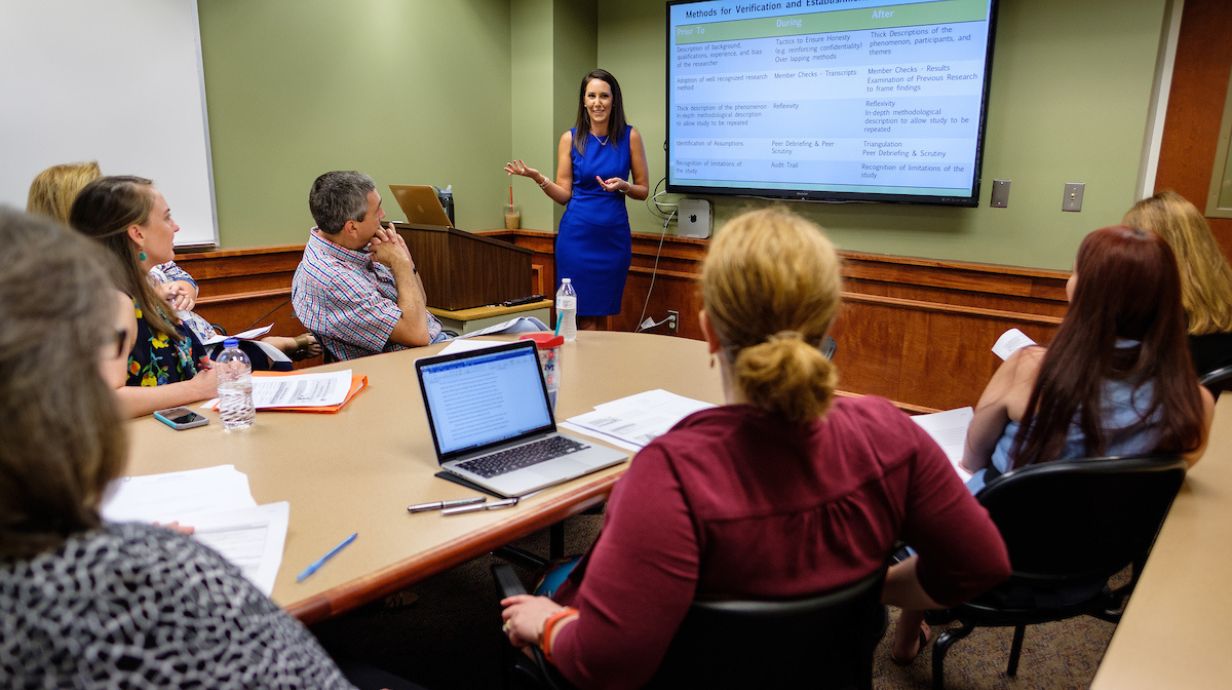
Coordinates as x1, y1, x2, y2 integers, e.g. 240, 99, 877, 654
456, 436, 588, 478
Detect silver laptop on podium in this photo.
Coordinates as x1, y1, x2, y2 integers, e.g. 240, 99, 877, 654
415, 340, 626, 497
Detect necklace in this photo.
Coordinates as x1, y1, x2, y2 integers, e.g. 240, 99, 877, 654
591, 132, 609, 146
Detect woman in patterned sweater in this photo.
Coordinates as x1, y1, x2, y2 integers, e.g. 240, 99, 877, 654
0, 209, 355, 689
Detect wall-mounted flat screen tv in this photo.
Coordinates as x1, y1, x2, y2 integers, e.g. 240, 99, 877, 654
666, 0, 998, 206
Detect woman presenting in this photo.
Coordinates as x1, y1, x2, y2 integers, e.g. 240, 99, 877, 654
506, 69, 649, 328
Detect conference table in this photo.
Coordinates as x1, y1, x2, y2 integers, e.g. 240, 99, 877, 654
124, 331, 721, 625
1091, 391, 1232, 689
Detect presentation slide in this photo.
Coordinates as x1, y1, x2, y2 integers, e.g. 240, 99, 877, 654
667, 0, 996, 205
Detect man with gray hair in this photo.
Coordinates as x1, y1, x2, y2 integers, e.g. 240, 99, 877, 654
292, 170, 447, 360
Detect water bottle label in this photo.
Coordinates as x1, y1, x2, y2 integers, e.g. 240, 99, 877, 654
557, 296, 577, 311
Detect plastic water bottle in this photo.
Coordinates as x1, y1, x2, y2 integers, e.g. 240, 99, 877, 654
556, 278, 578, 342
216, 338, 255, 431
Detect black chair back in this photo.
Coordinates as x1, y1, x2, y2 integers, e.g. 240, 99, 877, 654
314, 333, 340, 364
977, 455, 1186, 587
1200, 364, 1232, 395
647, 567, 886, 690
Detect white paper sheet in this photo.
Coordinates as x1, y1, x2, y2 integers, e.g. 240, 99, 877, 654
190, 502, 290, 595
252, 369, 352, 408
566, 389, 715, 449
101, 466, 290, 595
456, 316, 550, 339
992, 328, 1037, 361
435, 339, 508, 356
201, 323, 273, 346
910, 407, 975, 481
101, 465, 257, 522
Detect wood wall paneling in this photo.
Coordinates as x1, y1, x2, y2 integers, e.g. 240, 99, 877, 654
480, 230, 1068, 412
180, 233, 1067, 411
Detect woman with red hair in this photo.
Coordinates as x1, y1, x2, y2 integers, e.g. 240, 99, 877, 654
893, 225, 1214, 663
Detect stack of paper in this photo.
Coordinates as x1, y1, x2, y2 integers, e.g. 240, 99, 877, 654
101, 465, 288, 594
910, 407, 975, 481
205, 369, 368, 413
562, 389, 715, 451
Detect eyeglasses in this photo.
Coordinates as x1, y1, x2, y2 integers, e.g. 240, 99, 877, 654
109, 328, 130, 360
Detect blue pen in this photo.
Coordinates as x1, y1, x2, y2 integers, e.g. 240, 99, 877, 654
296, 532, 357, 583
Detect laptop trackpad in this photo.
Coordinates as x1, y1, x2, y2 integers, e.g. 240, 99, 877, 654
533, 459, 588, 477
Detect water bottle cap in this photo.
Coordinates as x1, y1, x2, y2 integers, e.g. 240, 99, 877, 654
224, 338, 240, 348
562, 278, 571, 283
520, 333, 564, 349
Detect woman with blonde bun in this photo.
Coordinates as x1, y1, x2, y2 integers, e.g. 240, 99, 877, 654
499, 208, 1010, 688
1124, 190, 1232, 378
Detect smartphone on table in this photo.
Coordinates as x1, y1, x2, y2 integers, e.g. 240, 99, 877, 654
153, 407, 209, 430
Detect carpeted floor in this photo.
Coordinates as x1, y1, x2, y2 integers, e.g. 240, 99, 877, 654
312, 513, 1117, 689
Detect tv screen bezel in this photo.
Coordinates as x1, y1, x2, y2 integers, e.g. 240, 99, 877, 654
663, 0, 1000, 208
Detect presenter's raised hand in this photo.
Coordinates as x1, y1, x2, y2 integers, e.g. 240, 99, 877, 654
504, 159, 542, 181
596, 176, 630, 194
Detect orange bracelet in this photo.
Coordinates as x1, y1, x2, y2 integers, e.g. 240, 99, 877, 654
540, 607, 578, 663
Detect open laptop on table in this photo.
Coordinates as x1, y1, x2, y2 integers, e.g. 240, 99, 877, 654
390, 184, 452, 229
415, 340, 627, 498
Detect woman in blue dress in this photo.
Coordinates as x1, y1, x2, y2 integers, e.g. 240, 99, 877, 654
506, 69, 649, 328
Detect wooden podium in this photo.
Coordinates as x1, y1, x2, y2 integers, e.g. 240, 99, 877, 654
393, 222, 533, 310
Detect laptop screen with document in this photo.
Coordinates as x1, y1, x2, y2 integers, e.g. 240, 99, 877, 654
418, 342, 554, 459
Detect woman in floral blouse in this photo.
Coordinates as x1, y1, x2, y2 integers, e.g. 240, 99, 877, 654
70, 176, 217, 417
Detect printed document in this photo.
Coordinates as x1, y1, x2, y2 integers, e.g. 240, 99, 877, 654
101, 465, 289, 595
253, 369, 353, 408
563, 389, 715, 451
910, 407, 974, 481
992, 328, 1037, 361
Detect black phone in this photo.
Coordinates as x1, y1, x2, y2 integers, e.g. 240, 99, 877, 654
153, 407, 209, 430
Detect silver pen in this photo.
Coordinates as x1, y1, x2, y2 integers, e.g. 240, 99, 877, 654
407, 497, 485, 513
441, 497, 520, 516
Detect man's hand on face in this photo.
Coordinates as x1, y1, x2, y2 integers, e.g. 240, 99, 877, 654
368, 223, 415, 272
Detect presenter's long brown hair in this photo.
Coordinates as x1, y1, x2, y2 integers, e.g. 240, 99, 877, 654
1011, 226, 1205, 467
573, 68, 628, 155
0, 210, 126, 558
702, 208, 841, 424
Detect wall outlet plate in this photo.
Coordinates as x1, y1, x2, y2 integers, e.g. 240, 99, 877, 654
1062, 182, 1085, 212
677, 198, 712, 238
990, 179, 1011, 208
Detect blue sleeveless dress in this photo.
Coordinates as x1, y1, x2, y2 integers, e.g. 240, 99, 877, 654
556, 126, 633, 316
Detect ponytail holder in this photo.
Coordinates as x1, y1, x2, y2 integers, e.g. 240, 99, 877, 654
767, 330, 803, 343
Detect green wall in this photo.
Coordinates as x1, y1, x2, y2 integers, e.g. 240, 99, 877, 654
199, 0, 513, 247
200, 0, 1169, 270
598, 0, 1169, 269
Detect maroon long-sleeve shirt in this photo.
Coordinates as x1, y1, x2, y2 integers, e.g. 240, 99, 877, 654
552, 397, 1011, 689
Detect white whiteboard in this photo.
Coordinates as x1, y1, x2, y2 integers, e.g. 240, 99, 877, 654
0, 0, 218, 247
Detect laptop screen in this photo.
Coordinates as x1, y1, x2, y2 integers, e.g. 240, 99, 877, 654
419, 343, 554, 457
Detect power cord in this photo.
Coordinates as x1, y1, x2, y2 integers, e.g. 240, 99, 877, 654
634, 208, 676, 333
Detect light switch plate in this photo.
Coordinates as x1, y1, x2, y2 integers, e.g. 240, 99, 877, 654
1062, 182, 1085, 212
990, 179, 1011, 208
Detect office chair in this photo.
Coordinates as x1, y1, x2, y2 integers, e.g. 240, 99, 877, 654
929, 454, 1187, 690
499, 566, 887, 690
314, 333, 340, 364
1199, 364, 1232, 394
